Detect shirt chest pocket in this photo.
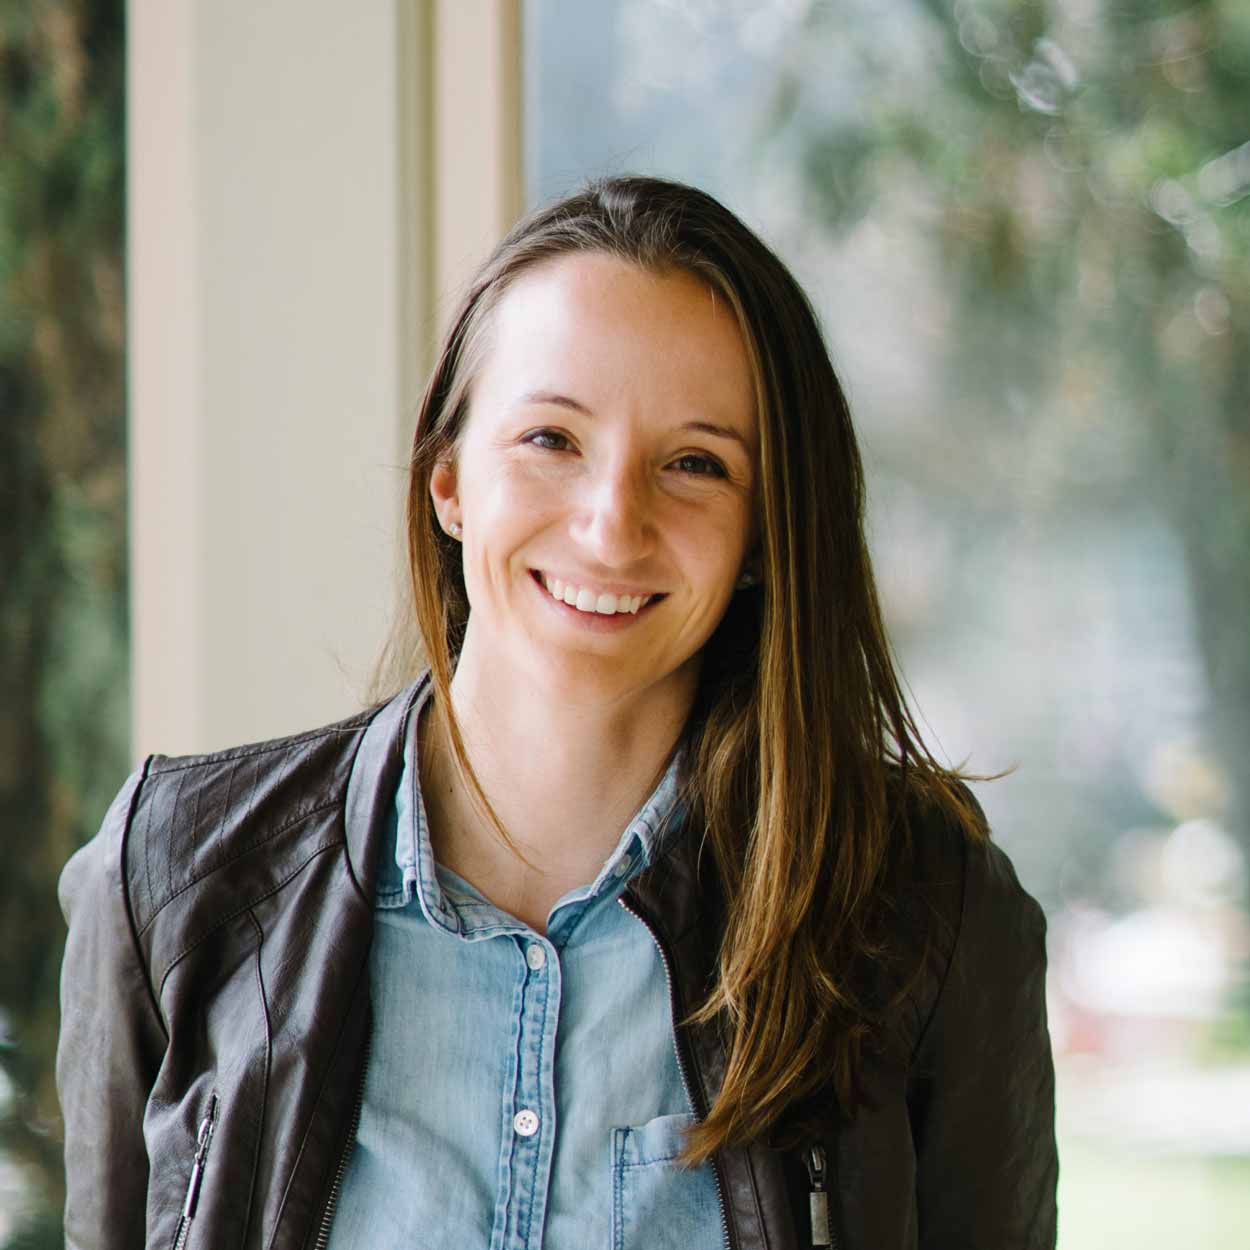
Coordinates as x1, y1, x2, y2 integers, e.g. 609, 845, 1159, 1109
610, 1113, 726, 1250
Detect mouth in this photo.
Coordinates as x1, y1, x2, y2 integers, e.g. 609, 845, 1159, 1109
529, 569, 667, 618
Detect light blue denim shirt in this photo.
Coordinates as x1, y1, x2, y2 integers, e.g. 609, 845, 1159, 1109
326, 675, 726, 1249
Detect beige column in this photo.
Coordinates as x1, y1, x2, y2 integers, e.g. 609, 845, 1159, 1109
432, 0, 525, 338
127, 0, 523, 758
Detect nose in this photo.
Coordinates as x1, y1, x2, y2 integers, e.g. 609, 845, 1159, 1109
572, 455, 656, 567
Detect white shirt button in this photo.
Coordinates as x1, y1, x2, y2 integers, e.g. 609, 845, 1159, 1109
526, 943, 547, 971
613, 856, 632, 879
513, 1108, 540, 1137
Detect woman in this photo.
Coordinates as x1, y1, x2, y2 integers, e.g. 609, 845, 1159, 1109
57, 174, 1058, 1249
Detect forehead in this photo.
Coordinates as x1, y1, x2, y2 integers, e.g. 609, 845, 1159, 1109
473, 252, 758, 440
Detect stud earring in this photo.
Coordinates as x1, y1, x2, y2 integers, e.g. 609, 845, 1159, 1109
448, 521, 462, 539
736, 569, 758, 590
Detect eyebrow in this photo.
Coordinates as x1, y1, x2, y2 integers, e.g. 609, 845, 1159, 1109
514, 389, 751, 450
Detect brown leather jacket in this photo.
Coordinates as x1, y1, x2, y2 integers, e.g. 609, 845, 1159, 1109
56, 676, 1058, 1249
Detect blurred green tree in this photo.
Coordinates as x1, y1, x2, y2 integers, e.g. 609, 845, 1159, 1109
766, 0, 1249, 873
0, 0, 126, 1244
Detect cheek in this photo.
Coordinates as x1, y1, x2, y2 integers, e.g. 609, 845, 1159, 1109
465, 464, 553, 530
703, 499, 753, 563
676, 529, 746, 601
460, 485, 554, 602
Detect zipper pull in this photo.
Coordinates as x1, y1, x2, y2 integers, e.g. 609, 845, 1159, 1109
803, 1143, 832, 1247
182, 1094, 219, 1221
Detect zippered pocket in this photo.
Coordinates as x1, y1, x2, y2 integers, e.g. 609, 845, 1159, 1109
171, 1092, 219, 1250
802, 1141, 845, 1249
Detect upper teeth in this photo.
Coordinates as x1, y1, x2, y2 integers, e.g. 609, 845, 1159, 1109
541, 574, 654, 616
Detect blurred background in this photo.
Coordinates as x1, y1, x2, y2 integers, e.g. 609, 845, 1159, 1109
2, 0, 1247, 1244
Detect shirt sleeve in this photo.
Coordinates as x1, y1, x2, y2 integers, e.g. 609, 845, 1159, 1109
907, 828, 1059, 1249
56, 760, 167, 1250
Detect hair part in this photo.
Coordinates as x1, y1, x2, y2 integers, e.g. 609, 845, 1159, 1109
369, 173, 999, 1166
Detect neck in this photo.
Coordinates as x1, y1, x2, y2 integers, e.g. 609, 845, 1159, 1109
417, 627, 697, 918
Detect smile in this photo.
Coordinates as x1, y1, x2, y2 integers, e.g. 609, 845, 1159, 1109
532, 570, 662, 616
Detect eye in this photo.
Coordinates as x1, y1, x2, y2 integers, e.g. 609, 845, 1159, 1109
672, 453, 727, 479
522, 428, 573, 452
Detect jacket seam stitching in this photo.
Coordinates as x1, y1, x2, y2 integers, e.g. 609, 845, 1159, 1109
154, 839, 343, 992
137, 799, 344, 935
240, 908, 271, 1249
217, 756, 240, 862
120, 755, 170, 1041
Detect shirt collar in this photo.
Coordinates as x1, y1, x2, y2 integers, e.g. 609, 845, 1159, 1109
378, 674, 689, 932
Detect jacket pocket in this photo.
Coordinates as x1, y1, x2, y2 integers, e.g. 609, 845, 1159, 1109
800, 1139, 845, 1250
801, 1141, 832, 1248
609, 1113, 724, 1250
170, 1091, 219, 1250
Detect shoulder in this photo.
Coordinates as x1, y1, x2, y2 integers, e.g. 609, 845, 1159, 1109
889, 773, 1044, 941
891, 781, 1058, 1244
59, 702, 380, 939
878, 775, 1048, 1062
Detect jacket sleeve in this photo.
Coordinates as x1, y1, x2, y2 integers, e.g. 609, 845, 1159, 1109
56, 760, 167, 1250
908, 830, 1059, 1249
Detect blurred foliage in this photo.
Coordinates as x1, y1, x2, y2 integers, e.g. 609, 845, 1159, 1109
764, 0, 1250, 871
1198, 975, 1250, 1063
0, 0, 126, 1244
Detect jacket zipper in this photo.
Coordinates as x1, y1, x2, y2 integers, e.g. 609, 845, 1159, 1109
311, 1032, 372, 1250
803, 1143, 835, 1248
618, 894, 736, 1250
171, 1092, 219, 1250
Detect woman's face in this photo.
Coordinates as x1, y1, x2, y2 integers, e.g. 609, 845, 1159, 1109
431, 251, 759, 702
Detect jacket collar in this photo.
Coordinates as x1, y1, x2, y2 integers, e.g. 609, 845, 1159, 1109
343, 671, 432, 904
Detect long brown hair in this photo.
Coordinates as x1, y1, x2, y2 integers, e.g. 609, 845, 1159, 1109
371, 174, 994, 1165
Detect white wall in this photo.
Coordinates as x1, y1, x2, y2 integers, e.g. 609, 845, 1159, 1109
127, 0, 521, 758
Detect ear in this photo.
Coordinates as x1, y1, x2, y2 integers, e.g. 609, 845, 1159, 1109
430, 458, 460, 532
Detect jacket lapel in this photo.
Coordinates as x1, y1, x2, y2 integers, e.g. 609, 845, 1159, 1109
343, 673, 430, 899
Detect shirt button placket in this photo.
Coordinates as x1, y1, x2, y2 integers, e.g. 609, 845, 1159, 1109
505, 934, 557, 1249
